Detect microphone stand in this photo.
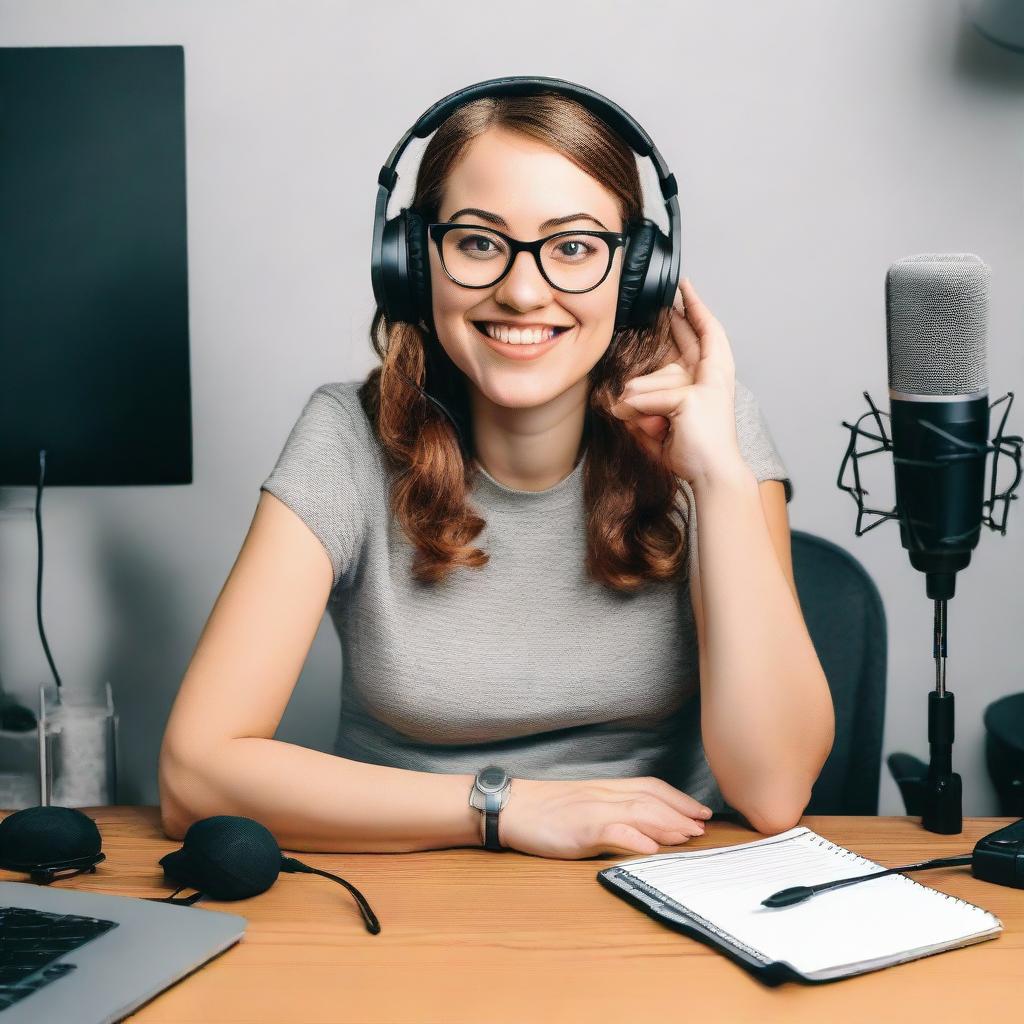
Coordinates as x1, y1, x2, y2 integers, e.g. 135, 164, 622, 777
925, 596, 961, 833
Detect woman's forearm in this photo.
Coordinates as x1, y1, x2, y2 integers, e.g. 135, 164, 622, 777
159, 736, 481, 853
691, 466, 835, 832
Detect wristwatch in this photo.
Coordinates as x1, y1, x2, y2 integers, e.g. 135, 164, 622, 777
469, 765, 512, 851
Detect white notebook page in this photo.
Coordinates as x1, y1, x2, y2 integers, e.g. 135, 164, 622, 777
614, 826, 1001, 977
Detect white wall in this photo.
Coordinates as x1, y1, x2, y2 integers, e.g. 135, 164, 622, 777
1, 0, 1021, 813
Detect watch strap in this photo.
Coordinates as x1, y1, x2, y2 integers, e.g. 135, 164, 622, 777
484, 789, 504, 851
473, 769, 510, 852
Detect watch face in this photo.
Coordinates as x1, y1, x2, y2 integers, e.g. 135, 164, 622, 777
478, 766, 507, 791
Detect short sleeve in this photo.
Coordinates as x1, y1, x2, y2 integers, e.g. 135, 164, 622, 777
259, 383, 368, 592
734, 377, 793, 503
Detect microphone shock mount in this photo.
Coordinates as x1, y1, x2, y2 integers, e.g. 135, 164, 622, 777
836, 390, 1022, 834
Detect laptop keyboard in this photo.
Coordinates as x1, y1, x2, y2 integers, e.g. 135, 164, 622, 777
0, 906, 118, 1011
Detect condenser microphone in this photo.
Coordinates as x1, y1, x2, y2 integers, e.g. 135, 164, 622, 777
885, 253, 991, 600
838, 253, 1021, 834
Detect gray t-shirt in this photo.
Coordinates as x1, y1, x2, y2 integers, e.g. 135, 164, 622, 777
259, 378, 791, 812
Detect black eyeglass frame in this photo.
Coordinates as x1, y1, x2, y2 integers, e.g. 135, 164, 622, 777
427, 222, 629, 294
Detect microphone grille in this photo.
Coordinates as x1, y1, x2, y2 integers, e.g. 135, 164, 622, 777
885, 253, 989, 395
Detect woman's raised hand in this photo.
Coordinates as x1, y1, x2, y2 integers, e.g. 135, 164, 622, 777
610, 278, 747, 491
498, 775, 713, 860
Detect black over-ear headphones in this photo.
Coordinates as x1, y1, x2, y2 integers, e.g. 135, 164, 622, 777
370, 75, 682, 334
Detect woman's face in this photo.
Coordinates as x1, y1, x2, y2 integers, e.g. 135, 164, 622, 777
429, 126, 625, 412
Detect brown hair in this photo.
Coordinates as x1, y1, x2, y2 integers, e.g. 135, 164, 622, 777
358, 91, 687, 593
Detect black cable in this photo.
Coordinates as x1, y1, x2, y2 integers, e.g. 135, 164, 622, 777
761, 854, 974, 907
147, 886, 204, 906
281, 857, 381, 934
35, 449, 63, 693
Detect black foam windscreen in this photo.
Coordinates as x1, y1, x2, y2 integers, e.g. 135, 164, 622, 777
159, 815, 282, 901
159, 814, 381, 934
885, 253, 990, 396
0, 805, 105, 880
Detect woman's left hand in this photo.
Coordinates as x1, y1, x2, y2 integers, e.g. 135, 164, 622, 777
610, 278, 747, 490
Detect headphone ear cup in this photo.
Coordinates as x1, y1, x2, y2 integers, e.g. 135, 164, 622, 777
404, 208, 433, 331
615, 219, 658, 329
377, 212, 410, 323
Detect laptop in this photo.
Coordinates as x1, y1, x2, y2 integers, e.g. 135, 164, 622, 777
0, 880, 247, 1023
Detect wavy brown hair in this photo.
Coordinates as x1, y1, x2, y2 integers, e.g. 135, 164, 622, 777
358, 91, 687, 593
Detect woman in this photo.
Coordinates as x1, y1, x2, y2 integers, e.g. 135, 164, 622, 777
159, 88, 834, 861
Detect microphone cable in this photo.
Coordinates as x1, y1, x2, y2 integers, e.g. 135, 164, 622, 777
35, 449, 64, 697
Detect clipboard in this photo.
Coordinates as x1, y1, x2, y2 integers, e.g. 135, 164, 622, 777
596, 826, 1002, 986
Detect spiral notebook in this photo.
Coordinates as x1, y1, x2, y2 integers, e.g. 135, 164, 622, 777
596, 825, 1002, 985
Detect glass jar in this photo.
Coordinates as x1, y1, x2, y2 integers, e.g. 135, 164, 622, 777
39, 681, 118, 807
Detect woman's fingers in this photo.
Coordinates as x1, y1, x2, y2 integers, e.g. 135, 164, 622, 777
595, 808, 702, 857
679, 278, 736, 382
600, 790, 704, 822
626, 797, 706, 836
596, 776, 712, 823
593, 796, 706, 849
670, 293, 702, 371
597, 822, 660, 856
679, 277, 720, 336
619, 362, 689, 397
613, 385, 687, 420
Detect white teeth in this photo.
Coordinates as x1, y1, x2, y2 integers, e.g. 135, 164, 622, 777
480, 322, 560, 345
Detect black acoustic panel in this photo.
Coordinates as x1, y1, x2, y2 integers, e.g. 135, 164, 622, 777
0, 45, 192, 486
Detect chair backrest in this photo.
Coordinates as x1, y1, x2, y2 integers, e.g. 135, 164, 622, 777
790, 530, 887, 815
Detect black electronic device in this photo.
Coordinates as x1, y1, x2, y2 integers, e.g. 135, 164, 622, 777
971, 816, 1024, 888
837, 254, 1023, 834
0, 45, 193, 489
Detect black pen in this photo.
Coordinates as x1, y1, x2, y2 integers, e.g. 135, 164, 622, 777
761, 854, 973, 908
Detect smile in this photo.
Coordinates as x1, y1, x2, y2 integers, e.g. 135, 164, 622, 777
474, 321, 571, 344
471, 321, 575, 360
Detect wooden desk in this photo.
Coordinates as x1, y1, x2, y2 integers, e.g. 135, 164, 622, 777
1, 808, 1020, 1023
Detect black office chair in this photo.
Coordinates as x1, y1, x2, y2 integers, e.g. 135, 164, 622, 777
790, 530, 887, 815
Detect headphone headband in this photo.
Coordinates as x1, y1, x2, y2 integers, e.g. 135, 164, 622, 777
375, 76, 679, 240
379, 76, 677, 196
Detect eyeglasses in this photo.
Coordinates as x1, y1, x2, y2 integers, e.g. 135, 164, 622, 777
428, 223, 628, 294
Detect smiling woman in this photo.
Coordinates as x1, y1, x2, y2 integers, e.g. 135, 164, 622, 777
160, 82, 827, 867
317, 87, 798, 807
367, 91, 696, 577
